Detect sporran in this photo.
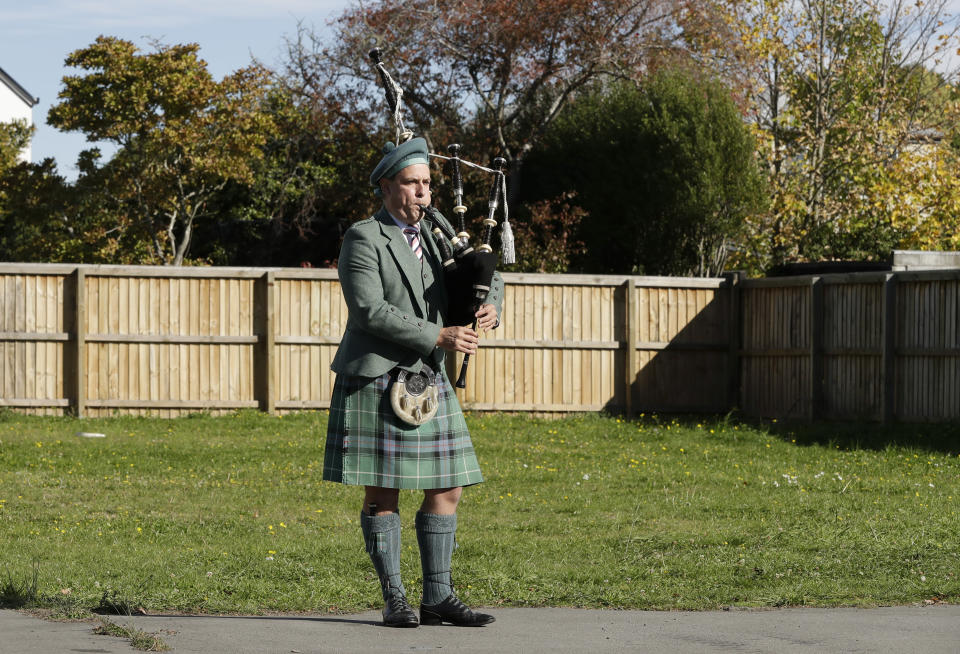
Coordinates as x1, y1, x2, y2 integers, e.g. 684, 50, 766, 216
390, 367, 439, 426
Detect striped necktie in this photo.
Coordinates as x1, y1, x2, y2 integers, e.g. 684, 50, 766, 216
403, 227, 423, 261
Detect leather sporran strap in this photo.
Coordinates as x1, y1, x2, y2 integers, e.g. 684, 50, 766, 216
390, 368, 440, 426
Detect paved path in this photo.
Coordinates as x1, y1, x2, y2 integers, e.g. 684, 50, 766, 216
3, 605, 959, 653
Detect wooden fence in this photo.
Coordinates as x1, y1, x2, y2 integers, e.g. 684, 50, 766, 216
739, 271, 960, 422
1, 263, 958, 421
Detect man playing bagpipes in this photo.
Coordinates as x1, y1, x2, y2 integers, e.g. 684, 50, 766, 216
321, 134, 504, 627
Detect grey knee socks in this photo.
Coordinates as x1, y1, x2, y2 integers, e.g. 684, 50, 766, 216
415, 511, 457, 605
360, 511, 406, 601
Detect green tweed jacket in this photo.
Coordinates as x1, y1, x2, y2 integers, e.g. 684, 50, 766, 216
332, 207, 504, 378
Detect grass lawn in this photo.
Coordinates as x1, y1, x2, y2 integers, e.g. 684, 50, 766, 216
0, 409, 957, 617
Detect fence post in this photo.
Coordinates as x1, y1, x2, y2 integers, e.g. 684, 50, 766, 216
881, 274, 897, 423
254, 271, 276, 414
70, 267, 87, 418
809, 277, 824, 421
723, 271, 743, 411
624, 278, 637, 417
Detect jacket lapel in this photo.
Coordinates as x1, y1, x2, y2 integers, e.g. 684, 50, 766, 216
377, 209, 428, 316
420, 224, 439, 287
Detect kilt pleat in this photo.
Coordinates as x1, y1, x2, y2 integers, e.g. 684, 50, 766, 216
323, 370, 483, 489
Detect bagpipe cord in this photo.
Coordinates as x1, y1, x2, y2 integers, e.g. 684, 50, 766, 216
374, 62, 413, 144
429, 153, 515, 265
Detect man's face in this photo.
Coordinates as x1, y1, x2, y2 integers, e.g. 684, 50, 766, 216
380, 163, 431, 225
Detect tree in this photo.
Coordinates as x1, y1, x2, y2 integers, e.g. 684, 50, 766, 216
48, 36, 275, 265
503, 192, 587, 273
522, 71, 766, 276
0, 119, 34, 172
272, 1, 742, 272
289, 1, 727, 213
189, 86, 343, 267
0, 159, 76, 262
728, 0, 960, 272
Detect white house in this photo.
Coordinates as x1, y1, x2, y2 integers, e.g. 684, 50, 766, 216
0, 66, 39, 163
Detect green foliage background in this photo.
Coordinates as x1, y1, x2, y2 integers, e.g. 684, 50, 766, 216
521, 72, 766, 276
2, 1, 960, 273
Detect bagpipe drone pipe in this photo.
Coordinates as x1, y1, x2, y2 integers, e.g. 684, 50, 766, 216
369, 47, 515, 389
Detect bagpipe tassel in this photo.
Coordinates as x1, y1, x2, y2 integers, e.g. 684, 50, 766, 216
498, 173, 515, 264
500, 219, 515, 265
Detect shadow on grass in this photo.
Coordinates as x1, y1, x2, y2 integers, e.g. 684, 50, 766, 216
92, 590, 147, 616
617, 411, 960, 455
764, 420, 960, 455
0, 564, 39, 609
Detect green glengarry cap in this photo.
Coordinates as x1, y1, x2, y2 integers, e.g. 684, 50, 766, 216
370, 138, 430, 190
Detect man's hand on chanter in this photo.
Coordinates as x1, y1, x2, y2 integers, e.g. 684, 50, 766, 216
437, 326, 479, 354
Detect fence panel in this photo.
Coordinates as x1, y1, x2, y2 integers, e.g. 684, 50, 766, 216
460, 277, 623, 412
739, 281, 812, 419
2, 264, 958, 421
631, 283, 729, 413
81, 270, 260, 417
821, 281, 884, 420
739, 271, 960, 422
896, 276, 960, 421
272, 275, 346, 411
0, 271, 67, 414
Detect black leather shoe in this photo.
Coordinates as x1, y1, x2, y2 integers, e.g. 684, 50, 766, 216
382, 594, 419, 628
420, 594, 495, 627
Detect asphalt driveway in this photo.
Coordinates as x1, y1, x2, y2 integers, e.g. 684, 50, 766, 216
3, 604, 958, 653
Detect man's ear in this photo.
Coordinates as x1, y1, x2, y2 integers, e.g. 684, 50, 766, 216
379, 178, 391, 198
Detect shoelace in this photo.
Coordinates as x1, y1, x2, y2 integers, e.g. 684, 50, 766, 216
386, 594, 413, 613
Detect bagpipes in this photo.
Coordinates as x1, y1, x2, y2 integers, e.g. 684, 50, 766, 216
369, 47, 514, 389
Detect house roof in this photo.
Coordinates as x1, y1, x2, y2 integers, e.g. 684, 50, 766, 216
0, 66, 39, 107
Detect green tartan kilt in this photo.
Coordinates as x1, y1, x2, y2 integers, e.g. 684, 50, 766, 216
322, 369, 483, 489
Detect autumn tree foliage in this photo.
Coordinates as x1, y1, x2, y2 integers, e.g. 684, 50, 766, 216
9, 2, 960, 274
48, 37, 275, 265
320, 0, 681, 157
504, 192, 587, 273
285, 0, 728, 267
728, 0, 960, 272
